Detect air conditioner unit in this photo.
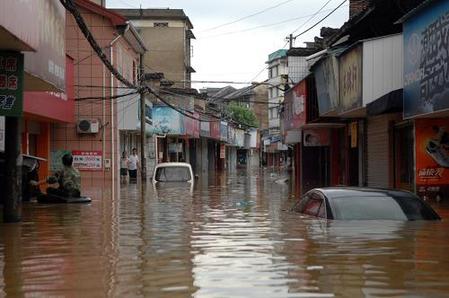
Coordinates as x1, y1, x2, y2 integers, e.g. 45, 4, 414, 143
77, 119, 100, 134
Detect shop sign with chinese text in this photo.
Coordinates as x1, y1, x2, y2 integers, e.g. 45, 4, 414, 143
339, 46, 362, 112
403, 1, 449, 118
0, 52, 24, 117
72, 150, 102, 171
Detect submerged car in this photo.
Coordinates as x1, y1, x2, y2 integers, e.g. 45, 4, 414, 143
152, 162, 194, 193
292, 187, 441, 220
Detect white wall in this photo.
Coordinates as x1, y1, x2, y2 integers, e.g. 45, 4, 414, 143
363, 34, 403, 106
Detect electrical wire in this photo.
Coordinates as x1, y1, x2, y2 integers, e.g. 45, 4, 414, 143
290, 0, 334, 35
198, 6, 342, 39
199, 0, 297, 33
293, 0, 348, 39
74, 91, 139, 102
60, 0, 137, 89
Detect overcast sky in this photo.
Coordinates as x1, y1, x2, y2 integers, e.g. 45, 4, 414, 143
106, 0, 349, 89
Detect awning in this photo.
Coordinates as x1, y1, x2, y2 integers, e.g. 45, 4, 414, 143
366, 89, 403, 116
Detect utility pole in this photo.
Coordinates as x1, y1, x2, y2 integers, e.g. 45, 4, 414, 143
287, 34, 294, 49
139, 53, 146, 182
4, 117, 21, 222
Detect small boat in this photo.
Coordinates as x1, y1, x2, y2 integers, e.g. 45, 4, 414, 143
36, 193, 92, 204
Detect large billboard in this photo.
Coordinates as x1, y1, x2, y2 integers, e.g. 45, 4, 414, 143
314, 56, 339, 115
339, 46, 363, 112
283, 80, 306, 132
152, 106, 184, 135
403, 1, 449, 118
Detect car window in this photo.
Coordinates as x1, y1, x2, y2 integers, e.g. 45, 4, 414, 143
155, 166, 191, 182
332, 196, 407, 220
393, 196, 440, 220
302, 194, 325, 218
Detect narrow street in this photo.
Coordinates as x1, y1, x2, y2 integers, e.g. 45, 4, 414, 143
1, 170, 449, 297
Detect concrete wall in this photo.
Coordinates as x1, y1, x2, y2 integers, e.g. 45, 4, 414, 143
131, 20, 189, 88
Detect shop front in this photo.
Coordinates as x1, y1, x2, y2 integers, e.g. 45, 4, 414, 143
401, 0, 449, 201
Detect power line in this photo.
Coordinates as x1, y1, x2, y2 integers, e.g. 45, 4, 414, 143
74, 91, 139, 101
293, 0, 348, 39
290, 0, 334, 35
198, 7, 341, 39
199, 0, 297, 33
60, 0, 137, 89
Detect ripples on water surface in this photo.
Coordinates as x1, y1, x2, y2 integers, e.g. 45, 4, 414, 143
1, 170, 449, 297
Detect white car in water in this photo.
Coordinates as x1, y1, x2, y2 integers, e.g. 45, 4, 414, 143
152, 162, 194, 193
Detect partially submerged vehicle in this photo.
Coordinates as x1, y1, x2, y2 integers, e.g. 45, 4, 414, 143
152, 162, 194, 193
292, 187, 441, 220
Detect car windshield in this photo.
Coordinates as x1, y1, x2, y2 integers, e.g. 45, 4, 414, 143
155, 166, 191, 182
331, 196, 407, 220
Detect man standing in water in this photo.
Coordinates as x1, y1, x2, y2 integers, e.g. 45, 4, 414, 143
128, 148, 140, 182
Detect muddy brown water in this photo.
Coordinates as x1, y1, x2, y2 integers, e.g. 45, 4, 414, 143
1, 170, 449, 297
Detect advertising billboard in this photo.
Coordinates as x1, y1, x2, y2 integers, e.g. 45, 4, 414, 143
415, 119, 449, 188
403, 1, 449, 118
283, 80, 306, 132
152, 106, 184, 135
220, 121, 228, 142
210, 121, 220, 140
314, 56, 339, 115
339, 46, 363, 112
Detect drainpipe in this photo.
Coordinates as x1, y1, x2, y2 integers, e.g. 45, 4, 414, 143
110, 34, 122, 196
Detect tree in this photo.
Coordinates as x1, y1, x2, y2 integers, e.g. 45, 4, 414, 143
227, 102, 258, 128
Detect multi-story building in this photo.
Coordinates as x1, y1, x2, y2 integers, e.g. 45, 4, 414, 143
0, 0, 71, 221
111, 8, 195, 88
54, 0, 145, 191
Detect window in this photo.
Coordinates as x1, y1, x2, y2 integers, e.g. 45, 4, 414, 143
155, 166, 192, 182
154, 22, 169, 27
269, 107, 279, 120
332, 196, 407, 220
299, 193, 326, 218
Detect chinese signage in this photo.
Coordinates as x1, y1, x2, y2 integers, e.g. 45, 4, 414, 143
72, 150, 102, 171
200, 121, 210, 137
210, 121, 220, 140
220, 121, 228, 142
235, 129, 245, 147
314, 56, 339, 115
283, 80, 307, 132
339, 46, 362, 112
403, 1, 449, 118
415, 119, 449, 187
0, 52, 24, 117
152, 106, 184, 135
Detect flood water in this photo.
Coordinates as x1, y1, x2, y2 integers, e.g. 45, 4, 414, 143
1, 170, 449, 297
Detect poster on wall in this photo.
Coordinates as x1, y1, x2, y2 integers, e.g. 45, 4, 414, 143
72, 150, 102, 171
339, 46, 362, 112
415, 119, 449, 187
303, 129, 330, 147
404, 1, 449, 118
283, 80, 306, 132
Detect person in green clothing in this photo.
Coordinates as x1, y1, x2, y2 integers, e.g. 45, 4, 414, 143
45, 153, 81, 197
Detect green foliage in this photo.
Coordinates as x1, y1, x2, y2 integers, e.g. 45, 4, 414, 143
227, 102, 258, 128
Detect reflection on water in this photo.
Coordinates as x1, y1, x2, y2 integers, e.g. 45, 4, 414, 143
1, 170, 449, 297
